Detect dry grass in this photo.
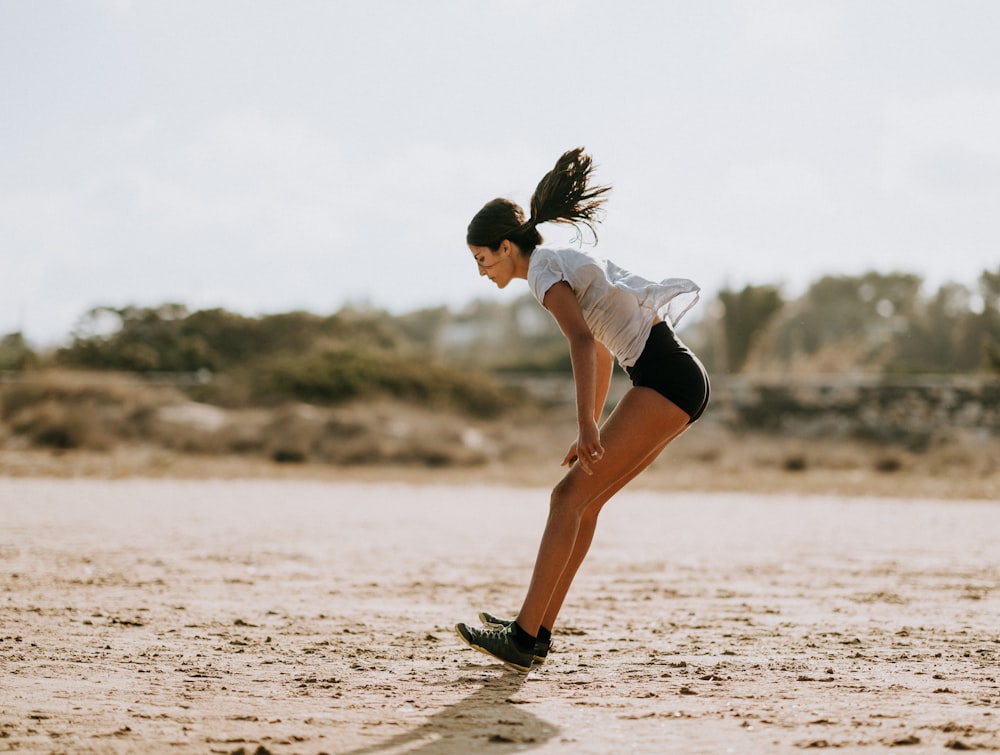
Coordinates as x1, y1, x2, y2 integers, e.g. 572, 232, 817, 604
0, 370, 505, 468
2, 369, 998, 500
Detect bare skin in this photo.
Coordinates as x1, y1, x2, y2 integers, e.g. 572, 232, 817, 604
517, 389, 690, 635
532, 412, 690, 631
469, 241, 693, 638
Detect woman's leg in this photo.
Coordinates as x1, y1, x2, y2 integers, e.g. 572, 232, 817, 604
538, 419, 688, 630
515, 387, 691, 636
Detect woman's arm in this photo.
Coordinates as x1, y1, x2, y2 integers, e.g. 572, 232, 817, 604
593, 340, 613, 425
541, 281, 605, 474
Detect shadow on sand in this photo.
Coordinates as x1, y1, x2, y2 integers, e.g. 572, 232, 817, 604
339, 667, 559, 754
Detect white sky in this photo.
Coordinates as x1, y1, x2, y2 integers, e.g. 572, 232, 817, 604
2, 0, 999, 345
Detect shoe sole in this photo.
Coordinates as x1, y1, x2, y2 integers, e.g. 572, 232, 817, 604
477, 613, 548, 665
454, 624, 532, 673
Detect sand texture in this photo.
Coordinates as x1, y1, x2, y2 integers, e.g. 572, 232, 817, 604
2, 478, 999, 753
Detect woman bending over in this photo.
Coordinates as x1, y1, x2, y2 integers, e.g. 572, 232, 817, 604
456, 148, 710, 672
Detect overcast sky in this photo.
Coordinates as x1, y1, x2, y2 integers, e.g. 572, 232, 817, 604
2, 0, 999, 344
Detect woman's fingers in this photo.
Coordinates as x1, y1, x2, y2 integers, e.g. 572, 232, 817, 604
562, 442, 605, 474
561, 445, 578, 468
578, 445, 599, 475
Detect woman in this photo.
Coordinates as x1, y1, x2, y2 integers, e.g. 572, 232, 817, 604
456, 148, 710, 672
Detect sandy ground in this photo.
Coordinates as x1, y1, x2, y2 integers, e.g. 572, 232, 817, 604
1, 478, 999, 754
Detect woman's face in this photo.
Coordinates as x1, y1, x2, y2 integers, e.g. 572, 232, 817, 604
469, 242, 517, 289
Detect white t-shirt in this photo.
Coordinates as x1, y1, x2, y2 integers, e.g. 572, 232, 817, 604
527, 247, 700, 368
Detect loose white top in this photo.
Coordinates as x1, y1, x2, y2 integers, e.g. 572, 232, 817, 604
527, 247, 700, 368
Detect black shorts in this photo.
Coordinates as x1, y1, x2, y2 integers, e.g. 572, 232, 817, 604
624, 322, 710, 423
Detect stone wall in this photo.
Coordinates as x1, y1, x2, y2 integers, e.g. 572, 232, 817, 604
712, 375, 1000, 448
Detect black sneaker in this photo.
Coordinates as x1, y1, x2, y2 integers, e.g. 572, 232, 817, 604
478, 611, 551, 664
455, 621, 534, 673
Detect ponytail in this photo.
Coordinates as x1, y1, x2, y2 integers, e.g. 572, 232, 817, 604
528, 147, 611, 244
466, 147, 612, 253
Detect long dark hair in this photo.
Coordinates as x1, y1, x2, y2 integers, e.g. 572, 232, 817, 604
466, 147, 612, 253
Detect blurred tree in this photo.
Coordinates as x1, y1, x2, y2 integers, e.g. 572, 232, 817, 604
758, 272, 922, 371
0, 332, 36, 370
57, 305, 401, 372
717, 284, 784, 372
805, 272, 922, 351
892, 282, 982, 373
59, 304, 203, 371
979, 267, 1000, 372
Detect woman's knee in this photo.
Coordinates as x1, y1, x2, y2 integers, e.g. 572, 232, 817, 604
549, 478, 587, 518
549, 478, 605, 520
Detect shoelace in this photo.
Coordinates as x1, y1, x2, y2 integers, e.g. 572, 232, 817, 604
476, 623, 511, 639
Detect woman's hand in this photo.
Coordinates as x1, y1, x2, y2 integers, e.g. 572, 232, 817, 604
562, 419, 604, 474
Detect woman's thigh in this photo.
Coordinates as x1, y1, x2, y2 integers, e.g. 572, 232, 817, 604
554, 386, 690, 511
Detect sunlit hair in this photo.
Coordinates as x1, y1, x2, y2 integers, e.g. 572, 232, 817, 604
466, 147, 612, 253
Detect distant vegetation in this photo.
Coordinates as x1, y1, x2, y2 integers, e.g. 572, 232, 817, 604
1, 266, 998, 408
1, 266, 998, 470
33, 305, 523, 417
694, 268, 1000, 375
3, 265, 997, 377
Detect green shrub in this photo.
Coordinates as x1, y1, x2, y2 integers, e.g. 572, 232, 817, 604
0, 333, 36, 370
256, 347, 522, 418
